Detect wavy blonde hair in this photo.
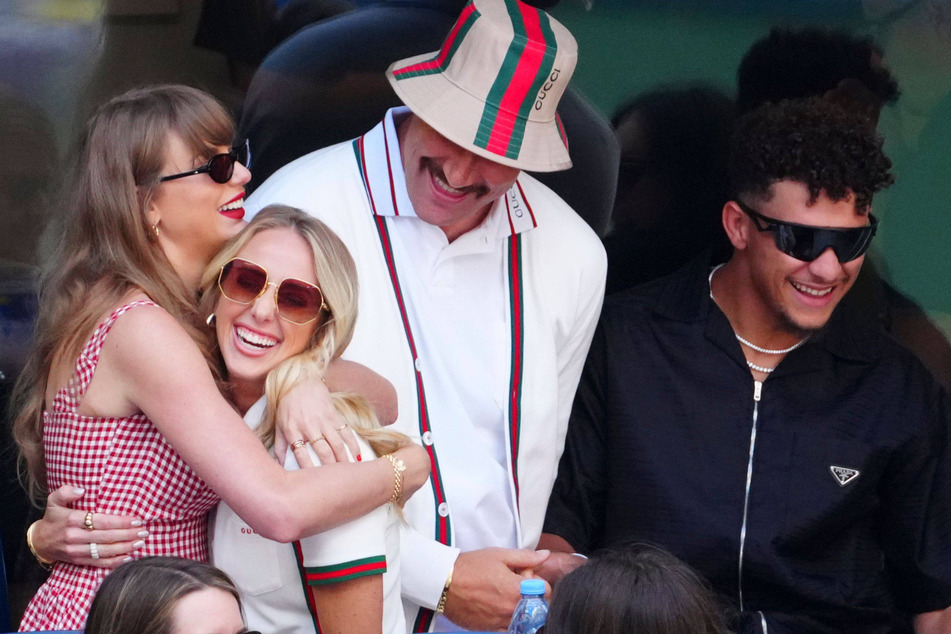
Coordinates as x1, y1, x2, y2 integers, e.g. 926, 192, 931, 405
11, 85, 233, 501
199, 204, 410, 459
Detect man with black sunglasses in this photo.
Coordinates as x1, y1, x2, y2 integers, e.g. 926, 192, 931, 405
542, 97, 951, 634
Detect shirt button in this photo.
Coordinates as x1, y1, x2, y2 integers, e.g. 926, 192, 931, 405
414, 357, 422, 373
437, 502, 450, 517
422, 431, 434, 446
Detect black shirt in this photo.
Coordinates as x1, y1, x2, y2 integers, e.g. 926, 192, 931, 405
544, 257, 951, 634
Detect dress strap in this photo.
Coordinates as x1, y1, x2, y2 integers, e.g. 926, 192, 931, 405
61, 300, 158, 408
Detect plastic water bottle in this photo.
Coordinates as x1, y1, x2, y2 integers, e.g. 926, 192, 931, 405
507, 578, 548, 634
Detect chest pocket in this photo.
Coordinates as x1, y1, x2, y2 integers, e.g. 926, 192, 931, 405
779, 434, 887, 577
212, 510, 285, 596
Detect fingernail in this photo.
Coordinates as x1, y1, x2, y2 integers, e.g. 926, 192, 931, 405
130, 519, 143, 527
537, 549, 550, 556
123, 557, 133, 562
357, 454, 363, 462
133, 540, 145, 549
137, 531, 149, 538
73, 487, 85, 495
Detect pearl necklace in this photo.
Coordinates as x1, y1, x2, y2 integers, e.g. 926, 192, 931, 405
735, 332, 807, 355
746, 360, 777, 374
708, 265, 808, 374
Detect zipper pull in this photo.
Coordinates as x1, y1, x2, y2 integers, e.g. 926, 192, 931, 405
753, 380, 763, 402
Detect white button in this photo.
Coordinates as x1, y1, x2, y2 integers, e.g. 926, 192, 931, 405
422, 431, 434, 446
437, 502, 449, 517
414, 357, 422, 372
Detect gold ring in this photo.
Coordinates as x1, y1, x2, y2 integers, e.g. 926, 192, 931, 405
336, 424, 348, 432
310, 436, 327, 444
83, 511, 95, 532
291, 439, 308, 450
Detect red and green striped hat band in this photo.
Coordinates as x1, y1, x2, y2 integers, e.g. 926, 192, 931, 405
386, 0, 576, 173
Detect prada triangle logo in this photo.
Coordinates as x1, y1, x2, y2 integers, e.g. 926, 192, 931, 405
830, 465, 860, 487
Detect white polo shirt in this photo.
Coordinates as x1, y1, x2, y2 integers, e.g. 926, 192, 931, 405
247, 108, 607, 631
210, 398, 404, 634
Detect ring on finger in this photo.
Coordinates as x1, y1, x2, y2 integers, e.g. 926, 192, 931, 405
83, 511, 95, 532
310, 436, 326, 444
89, 542, 100, 560
291, 439, 308, 450
335, 424, 349, 432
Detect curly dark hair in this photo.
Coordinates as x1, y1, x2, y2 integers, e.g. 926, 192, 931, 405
729, 97, 894, 212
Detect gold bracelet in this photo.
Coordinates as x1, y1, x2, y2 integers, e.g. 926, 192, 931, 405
384, 454, 405, 504
26, 521, 55, 570
436, 566, 453, 614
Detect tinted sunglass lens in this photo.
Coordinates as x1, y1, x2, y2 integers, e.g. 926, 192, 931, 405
774, 225, 802, 260
780, 226, 873, 263
207, 153, 236, 184
837, 230, 871, 263
277, 281, 323, 323
221, 260, 267, 302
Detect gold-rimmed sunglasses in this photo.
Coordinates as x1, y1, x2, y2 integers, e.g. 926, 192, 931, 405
217, 257, 327, 325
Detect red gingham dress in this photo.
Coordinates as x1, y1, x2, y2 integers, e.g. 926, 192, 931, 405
20, 301, 220, 631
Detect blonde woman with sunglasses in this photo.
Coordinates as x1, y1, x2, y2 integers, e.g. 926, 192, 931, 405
12, 85, 428, 631
204, 205, 410, 634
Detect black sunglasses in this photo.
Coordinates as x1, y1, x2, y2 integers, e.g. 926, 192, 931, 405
159, 139, 251, 184
736, 199, 877, 263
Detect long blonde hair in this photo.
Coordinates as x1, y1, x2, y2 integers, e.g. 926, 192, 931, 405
11, 85, 234, 501
199, 205, 410, 459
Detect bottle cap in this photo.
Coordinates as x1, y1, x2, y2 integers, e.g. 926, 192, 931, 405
520, 579, 546, 595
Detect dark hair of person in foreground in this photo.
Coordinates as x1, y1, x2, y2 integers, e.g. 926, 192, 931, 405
544, 544, 731, 634
85, 557, 243, 634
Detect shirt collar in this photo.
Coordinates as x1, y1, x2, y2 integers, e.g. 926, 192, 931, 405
653, 254, 883, 364
360, 107, 537, 239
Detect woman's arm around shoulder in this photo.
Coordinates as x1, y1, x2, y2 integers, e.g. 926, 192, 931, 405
104, 304, 428, 542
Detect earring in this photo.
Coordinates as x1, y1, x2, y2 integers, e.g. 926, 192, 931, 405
205, 313, 215, 326
151, 223, 160, 239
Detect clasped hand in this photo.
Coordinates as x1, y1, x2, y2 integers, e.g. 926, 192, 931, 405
443, 547, 552, 631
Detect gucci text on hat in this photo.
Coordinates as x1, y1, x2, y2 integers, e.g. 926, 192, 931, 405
386, 0, 577, 172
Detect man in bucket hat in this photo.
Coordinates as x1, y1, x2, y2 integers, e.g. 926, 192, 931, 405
246, 0, 606, 630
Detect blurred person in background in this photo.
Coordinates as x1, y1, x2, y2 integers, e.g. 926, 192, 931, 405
0, 87, 58, 268
0, 85, 59, 620
604, 86, 734, 294
193, 0, 353, 91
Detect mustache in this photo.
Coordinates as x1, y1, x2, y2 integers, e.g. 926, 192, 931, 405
422, 158, 491, 198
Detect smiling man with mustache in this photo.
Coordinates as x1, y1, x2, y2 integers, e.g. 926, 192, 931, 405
246, 1, 607, 631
